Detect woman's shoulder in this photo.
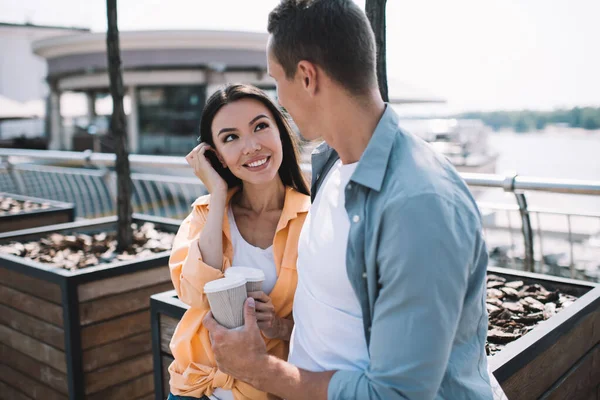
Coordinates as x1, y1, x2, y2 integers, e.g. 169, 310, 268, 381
284, 186, 311, 215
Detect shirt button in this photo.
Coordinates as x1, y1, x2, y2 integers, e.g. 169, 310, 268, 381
362, 272, 367, 279
352, 215, 360, 223
368, 327, 372, 333
347, 183, 352, 190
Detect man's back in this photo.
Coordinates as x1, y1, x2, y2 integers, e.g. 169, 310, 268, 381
314, 106, 493, 399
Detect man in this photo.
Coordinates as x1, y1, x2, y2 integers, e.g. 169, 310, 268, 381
203, 1, 493, 399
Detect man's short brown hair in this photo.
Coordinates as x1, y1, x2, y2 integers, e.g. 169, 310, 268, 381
268, 0, 377, 95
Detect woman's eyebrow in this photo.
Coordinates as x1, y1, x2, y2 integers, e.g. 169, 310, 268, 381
248, 114, 269, 126
218, 127, 237, 136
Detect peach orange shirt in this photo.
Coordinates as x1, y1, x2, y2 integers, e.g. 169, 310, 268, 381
168, 187, 310, 400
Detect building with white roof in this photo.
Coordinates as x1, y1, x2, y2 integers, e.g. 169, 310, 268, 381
32, 29, 276, 154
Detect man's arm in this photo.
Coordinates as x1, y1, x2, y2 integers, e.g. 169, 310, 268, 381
205, 193, 479, 400
204, 299, 335, 400
328, 193, 476, 399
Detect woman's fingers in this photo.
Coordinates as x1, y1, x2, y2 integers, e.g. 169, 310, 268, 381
254, 300, 274, 313
187, 143, 211, 161
186, 144, 215, 173
255, 312, 273, 322
184, 142, 227, 195
248, 291, 270, 303
252, 293, 275, 324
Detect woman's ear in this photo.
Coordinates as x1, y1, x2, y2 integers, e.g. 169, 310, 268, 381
215, 150, 227, 168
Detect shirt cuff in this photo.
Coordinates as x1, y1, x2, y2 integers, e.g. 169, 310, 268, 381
328, 370, 364, 400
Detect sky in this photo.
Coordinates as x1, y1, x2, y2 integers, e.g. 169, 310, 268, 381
1, 0, 599, 113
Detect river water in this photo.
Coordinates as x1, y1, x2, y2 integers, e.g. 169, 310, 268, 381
479, 130, 600, 281
483, 130, 600, 213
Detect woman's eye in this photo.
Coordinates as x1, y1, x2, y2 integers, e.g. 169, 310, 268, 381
254, 122, 269, 132
224, 134, 237, 143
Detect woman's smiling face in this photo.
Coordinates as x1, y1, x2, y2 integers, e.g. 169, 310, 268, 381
211, 98, 283, 186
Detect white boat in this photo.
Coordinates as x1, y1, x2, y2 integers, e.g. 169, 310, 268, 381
399, 118, 498, 174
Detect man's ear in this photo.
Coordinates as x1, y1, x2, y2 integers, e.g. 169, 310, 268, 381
297, 60, 318, 96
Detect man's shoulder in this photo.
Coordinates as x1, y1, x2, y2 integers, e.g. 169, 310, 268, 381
379, 128, 481, 222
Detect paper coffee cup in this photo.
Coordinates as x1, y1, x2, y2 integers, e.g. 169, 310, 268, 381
204, 275, 247, 329
225, 267, 265, 292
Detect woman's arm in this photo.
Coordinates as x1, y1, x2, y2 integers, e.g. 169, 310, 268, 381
169, 212, 225, 309
198, 189, 227, 270
171, 142, 229, 308
185, 142, 229, 270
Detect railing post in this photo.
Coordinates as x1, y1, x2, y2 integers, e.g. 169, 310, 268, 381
504, 172, 535, 272
515, 193, 535, 272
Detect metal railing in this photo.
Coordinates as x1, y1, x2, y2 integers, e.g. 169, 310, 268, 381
1, 149, 600, 281
0, 149, 208, 220
461, 172, 600, 277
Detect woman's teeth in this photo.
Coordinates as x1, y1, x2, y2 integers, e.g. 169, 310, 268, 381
247, 158, 267, 168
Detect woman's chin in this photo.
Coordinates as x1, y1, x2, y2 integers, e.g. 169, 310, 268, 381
237, 172, 280, 187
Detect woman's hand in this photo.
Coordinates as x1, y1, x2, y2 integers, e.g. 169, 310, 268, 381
186, 142, 227, 195
249, 291, 292, 340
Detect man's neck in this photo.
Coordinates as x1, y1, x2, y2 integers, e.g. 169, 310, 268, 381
321, 89, 386, 165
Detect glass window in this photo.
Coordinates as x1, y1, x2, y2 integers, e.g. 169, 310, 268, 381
137, 85, 206, 155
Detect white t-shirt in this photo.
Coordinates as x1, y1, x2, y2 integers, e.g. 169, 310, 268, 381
288, 159, 369, 372
210, 206, 278, 400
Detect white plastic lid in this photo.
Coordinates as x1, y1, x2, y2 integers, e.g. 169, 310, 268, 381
203, 275, 247, 293
225, 266, 266, 282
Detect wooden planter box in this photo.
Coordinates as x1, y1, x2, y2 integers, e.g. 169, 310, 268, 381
487, 266, 600, 400
0, 214, 181, 400
150, 290, 189, 400
150, 266, 600, 400
0, 193, 75, 233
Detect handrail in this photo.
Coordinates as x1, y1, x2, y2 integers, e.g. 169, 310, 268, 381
0, 148, 188, 168
460, 172, 600, 196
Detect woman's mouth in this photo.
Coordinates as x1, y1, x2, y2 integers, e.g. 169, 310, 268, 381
243, 156, 271, 171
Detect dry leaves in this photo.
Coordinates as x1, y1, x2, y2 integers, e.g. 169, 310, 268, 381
0, 195, 51, 216
0, 222, 175, 271
485, 274, 578, 356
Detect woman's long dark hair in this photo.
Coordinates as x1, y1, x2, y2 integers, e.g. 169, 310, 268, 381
198, 83, 310, 196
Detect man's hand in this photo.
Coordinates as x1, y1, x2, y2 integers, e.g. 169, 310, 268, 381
203, 297, 269, 386
205, 298, 334, 400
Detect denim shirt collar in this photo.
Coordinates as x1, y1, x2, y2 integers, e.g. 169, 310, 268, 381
350, 104, 399, 192
310, 104, 399, 199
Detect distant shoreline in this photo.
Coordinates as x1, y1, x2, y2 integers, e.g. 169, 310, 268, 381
495, 124, 600, 135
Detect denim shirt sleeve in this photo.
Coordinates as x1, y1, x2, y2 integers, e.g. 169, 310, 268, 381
328, 193, 476, 400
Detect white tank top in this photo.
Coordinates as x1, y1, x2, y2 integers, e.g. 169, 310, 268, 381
209, 206, 278, 400
227, 205, 277, 294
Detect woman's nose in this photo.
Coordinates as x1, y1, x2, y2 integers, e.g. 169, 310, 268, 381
242, 137, 261, 154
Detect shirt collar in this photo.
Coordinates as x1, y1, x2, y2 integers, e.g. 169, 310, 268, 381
351, 104, 399, 192
191, 186, 309, 232
276, 186, 311, 232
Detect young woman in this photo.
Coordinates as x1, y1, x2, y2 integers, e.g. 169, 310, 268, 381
168, 84, 310, 400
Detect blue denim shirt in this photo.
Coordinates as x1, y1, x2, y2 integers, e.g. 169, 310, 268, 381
310, 106, 493, 399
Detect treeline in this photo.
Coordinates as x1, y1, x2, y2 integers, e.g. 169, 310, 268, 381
455, 107, 600, 132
